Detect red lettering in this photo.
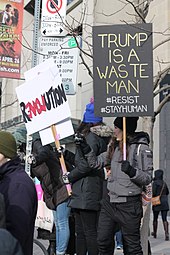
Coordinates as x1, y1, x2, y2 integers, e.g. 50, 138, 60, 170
26, 95, 47, 118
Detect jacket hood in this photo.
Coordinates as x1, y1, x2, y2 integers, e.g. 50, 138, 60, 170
154, 169, 163, 180
0, 156, 21, 177
128, 131, 150, 145
90, 125, 114, 138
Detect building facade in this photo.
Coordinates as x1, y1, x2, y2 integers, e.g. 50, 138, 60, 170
0, 0, 170, 187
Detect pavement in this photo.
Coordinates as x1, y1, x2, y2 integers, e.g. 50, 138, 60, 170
34, 215, 170, 255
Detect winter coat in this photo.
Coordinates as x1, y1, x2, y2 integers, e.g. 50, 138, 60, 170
87, 132, 153, 202
31, 139, 72, 210
0, 229, 24, 255
0, 157, 37, 255
152, 169, 169, 211
68, 125, 113, 211
0, 193, 6, 228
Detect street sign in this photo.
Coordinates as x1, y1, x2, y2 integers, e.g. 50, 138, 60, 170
38, 36, 79, 95
41, 0, 67, 36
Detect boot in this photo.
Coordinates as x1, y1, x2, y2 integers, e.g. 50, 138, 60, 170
47, 240, 56, 255
163, 221, 169, 241
151, 221, 158, 238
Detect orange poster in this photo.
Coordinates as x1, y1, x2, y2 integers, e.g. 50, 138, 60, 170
0, 0, 24, 79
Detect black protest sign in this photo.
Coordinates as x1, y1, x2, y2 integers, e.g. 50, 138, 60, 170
93, 23, 153, 117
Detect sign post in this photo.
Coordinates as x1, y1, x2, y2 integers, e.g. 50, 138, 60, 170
51, 124, 72, 195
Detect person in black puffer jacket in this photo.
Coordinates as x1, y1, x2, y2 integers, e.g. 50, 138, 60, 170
151, 169, 169, 241
30, 139, 72, 255
64, 98, 113, 255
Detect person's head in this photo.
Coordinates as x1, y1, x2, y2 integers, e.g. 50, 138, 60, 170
113, 117, 139, 140
0, 131, 17, 165
154, 169, 164, 180
78, 98, 103, 135
83, 98, 103, 124
5, 4, 12, 13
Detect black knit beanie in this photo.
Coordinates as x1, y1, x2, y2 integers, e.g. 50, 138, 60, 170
0, 131, 17, 159
114, 117, 139, 134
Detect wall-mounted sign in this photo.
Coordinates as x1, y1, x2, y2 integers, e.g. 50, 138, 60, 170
41, 0, 67, 36
38, 36, 79, 94
0, 0, 24, 79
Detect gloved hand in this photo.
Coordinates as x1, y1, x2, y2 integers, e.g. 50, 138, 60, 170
74, 133, 91, 155
121, 160, 136, 178
62, 172, 70, 184
27, 154, 36, 165
55, 146, 65, 159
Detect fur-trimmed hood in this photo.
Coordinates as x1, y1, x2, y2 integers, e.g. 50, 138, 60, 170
90, 125, 114, 138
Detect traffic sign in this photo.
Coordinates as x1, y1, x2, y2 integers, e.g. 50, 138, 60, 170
41, 0, 67, 36
38, 36, 80, 94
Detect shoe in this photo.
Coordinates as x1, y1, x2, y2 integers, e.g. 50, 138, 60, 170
116, 245, 122, 250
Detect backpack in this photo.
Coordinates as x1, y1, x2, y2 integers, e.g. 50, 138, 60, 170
132, 143, 152, 206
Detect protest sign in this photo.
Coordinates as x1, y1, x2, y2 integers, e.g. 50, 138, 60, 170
39, 117, 74, 145
0, 0, 24, 79
93, 23, 153, 117
16, 65, 71, 135
23, 58, 74, 144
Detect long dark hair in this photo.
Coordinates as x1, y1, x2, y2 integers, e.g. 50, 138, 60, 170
105, 134, 134, 166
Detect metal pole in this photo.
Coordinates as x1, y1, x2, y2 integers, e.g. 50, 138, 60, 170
25, 0, 41, 175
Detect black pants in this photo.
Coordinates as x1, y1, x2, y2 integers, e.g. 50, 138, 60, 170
98, 196, 143, 255
153, 210, 168, 222
74, 209, 99, 255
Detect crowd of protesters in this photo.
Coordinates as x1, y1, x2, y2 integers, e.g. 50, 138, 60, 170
0, 98, 169, 255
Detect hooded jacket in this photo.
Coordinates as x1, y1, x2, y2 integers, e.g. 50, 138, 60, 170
68, 125, 113, 210
0, 157, 37, 255
86, 132, 153, 202
152, 169, 169, 211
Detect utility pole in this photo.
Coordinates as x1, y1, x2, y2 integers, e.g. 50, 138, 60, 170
25, 0, 41, 175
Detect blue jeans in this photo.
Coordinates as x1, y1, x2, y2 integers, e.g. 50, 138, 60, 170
115, 230, 123, 247
55, 201, 71, 255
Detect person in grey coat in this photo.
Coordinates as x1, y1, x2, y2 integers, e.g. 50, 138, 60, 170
151, 169, 169, 241
79, 117, 153, 255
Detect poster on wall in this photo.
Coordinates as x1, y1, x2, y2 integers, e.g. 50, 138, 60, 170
93, 23, 153, 117
0, 0, 24, 79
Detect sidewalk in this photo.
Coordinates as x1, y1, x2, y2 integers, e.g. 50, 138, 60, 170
148, 215, 170, 255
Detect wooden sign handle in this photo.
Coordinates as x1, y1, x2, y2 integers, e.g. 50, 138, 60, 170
51, 124, 72, 195
123, 117, 126, 160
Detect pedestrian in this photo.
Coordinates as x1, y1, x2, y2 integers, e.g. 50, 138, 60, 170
0, 131, 37, 255
79, 116, 153, 255
63, 98, 113, 255
29, 138, 73, 255
151, 169, 169, 241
